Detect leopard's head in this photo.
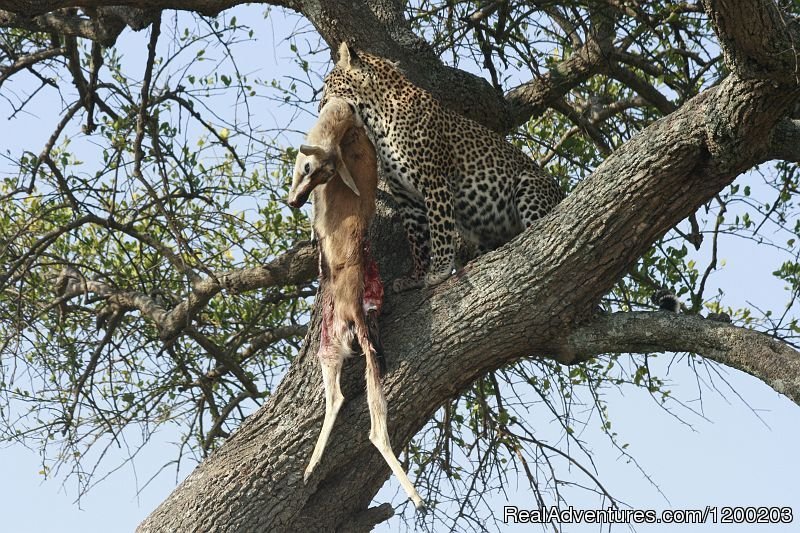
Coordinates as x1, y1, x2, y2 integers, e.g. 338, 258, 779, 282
321, 42, 398, 110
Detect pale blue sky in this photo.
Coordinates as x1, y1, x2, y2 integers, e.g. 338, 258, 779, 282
2, 5, 799, 532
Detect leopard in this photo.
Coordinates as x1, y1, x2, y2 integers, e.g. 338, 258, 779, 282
322, 42, 564, 292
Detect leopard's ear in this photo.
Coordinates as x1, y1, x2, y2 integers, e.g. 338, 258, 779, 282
337, 42, 361, 70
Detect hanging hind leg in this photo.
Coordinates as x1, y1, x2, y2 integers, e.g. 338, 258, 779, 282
360, 330, 425, 509
362, 250, 386, 374
304, 356, 344, 483
365, 309, 386, 375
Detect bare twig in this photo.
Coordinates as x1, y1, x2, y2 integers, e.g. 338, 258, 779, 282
132, 14, 160, 180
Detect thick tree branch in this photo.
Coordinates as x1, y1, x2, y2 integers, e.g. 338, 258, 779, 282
339, 503, 394, 533
56, 266, 168, 324
703, 0, 800, 80
240, 324, 308, 360
0, 0, 292, 17
607, 63, 677, 115
505, 8, 616, 129
0, 8, 125, 44
157, 241, 316, 340
0, 45, 65, 86
56, 241, 316, 340
565, 311, 800, 405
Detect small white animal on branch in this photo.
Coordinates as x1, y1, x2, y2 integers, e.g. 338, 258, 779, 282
287, 97, 425, 510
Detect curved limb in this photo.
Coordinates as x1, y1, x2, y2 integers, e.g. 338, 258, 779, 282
422, 179, 456, 287
361, 330, 425, 510
388, 182, 431, 292
304, 355, 345, 484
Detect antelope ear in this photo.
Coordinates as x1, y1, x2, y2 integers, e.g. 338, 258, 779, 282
337, 161, 361, 197
337, 42, 360, 70
299, 144, 326, 157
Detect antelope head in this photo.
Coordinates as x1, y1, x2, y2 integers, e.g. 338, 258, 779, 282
287, 144, 360, 208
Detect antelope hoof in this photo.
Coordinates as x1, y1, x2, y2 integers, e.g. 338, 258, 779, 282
413, 497, 427, 512
303, 465, 315, 485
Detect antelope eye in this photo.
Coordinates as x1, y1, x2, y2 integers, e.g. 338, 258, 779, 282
303, 162, 311, 174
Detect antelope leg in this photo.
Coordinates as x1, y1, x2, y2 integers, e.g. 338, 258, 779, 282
304, 357, 344, 483
363, 343, 425, 510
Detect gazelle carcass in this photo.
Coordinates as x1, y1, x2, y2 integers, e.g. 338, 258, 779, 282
287, 97, 424, 509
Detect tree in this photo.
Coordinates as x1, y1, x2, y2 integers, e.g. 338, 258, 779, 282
1, 0, 800, 531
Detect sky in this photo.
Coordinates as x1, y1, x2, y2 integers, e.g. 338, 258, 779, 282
2, 5, 800, 533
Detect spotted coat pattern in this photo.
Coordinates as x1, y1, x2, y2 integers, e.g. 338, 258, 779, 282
323, 43, 564, 291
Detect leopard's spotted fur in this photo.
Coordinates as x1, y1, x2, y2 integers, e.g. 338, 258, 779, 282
323, 43, 564, 291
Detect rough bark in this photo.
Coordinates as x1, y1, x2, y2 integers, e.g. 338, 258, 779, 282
768, 118, 800, 162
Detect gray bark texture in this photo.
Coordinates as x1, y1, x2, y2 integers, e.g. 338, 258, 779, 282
5, 0, 792, 530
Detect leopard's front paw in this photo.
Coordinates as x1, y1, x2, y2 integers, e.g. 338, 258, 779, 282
424, 268, 452, 287
392, 275, 425, 293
